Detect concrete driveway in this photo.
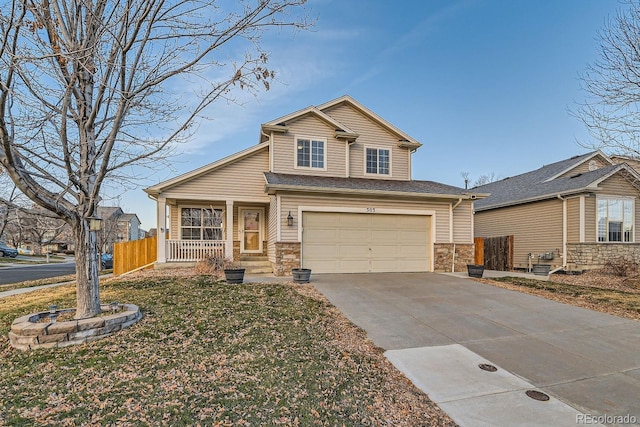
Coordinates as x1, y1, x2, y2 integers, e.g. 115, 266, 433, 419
312, 272, 640, 426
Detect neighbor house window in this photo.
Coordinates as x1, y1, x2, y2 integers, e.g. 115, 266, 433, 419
296, 137, 325, 169
366, 147, 390, 175
597, 197, 634, 242
181, 208, 223, 240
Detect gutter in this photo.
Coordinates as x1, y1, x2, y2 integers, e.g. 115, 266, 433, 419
265, 183, 483, 200
450, 198, 462, 272
557, 194, 568, 271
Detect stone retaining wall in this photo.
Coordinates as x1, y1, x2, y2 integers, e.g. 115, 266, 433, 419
9, 303, 142, 350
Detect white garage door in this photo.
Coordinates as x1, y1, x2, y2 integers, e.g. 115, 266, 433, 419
301, 212, 431, 273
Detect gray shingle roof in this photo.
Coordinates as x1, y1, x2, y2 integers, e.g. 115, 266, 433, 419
473, 153, 621, 210
264, 172, 472, 197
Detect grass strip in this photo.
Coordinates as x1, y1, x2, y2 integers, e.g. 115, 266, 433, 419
490, 276, 640, 318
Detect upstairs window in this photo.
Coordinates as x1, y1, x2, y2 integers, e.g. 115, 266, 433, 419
296, 137, 325, 169
366, 147, 390, 175
181, 208, 223, 240
597, 197, 634, 242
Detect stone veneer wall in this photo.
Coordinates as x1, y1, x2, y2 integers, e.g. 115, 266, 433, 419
233, 241, 268, 260
566, 243, 640, 271
433, 243, 474, 272
273, 242, 301, 276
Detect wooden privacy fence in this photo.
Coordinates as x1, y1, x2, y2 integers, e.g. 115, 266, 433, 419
113, 236, 157, 276
476, 235, 514, 271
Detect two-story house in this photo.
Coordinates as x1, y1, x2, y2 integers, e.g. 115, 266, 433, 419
144, 96, 484, 275
97, 207, 142, 253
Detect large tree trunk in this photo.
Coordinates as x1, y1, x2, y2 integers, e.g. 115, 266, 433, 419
73, 219, 101, 319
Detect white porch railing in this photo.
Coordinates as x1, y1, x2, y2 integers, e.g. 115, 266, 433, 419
166, 239, 225, 262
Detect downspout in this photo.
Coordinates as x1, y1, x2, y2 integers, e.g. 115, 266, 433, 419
451, 198, 463, 272
557, 194, 567, 272
261, 129, 274, 172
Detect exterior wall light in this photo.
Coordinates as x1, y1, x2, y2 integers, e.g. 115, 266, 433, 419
287, 211, 294, 227
89, 217, 103, 231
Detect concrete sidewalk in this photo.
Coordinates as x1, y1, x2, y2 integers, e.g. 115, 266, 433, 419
312, 272, 640, 427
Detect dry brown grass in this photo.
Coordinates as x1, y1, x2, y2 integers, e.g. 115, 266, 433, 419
0, 269, 455, 426
479, 270, 640, 321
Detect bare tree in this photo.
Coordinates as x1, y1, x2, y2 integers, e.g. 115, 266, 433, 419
474, 172, 498, 187
0, 169, 29, 239
0, 0, 308, 318
15, 208, 68, 255
573, 1, 640, 156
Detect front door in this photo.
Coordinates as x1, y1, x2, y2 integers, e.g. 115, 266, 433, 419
240, 208, 263, 254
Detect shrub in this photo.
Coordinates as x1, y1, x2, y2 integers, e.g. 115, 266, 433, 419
602, 256, 639, 277
194, 253, 224, 275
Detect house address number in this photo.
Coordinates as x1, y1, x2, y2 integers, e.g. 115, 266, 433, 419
366, 207, 376, 213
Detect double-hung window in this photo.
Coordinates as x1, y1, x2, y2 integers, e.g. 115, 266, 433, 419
597, 197, 634, 242
296, 137, 325, 169
181, 208, 223, 240
366, 147, 390, 175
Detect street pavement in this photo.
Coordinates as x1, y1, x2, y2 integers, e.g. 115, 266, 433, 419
0, 257, 76, 285
313, 272, 640, 427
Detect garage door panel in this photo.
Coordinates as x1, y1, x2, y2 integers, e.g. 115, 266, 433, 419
339, 229, 369, 241
399, 244, 428, 257
338, 214, 369, 227
397, 259, 428, 271
370, 245, 399, 257
340, 245, 370, 257
373, 230, 399, 241
302, 212, 431, 274
339, 260, 372, 273
304, 229, 339, 243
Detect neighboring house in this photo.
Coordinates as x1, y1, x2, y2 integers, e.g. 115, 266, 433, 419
473, 151, 640, 272
144, 95, 484, 275
97, 207, 142, 253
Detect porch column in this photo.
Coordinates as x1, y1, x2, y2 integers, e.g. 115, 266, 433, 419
157, 196, 167, 263
226, 200, 234, 260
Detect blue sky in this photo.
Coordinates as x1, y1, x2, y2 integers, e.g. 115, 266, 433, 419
123, 0, 625, 229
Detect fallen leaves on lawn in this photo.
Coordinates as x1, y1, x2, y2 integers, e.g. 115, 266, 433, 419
0, 270, 455, 426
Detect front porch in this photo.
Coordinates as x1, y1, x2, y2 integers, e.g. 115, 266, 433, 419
166, 239, 225, 262
154, 197, 270, 267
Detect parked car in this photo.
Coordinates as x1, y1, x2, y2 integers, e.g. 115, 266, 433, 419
0, 243, 19, 258
101, 253, 113, 269
17, 247, 34, 255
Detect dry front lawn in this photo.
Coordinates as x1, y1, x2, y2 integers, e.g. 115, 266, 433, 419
0, 273, 454, 426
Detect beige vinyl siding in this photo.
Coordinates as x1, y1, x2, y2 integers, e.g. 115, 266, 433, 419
278, 194, 452, 243
452, 200, 474, 243
611, 156, 640, 172
567, 197, 580, 243
475, 199, 564, 269
164, 149, 269, 200
595, 174, 640, 242
585, 196, 596, 242
267, 195, 278, 262
271, 114, 346, 177
322, 104, 410, 180
169, 204, 178, 239
557, 155, 610, 178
